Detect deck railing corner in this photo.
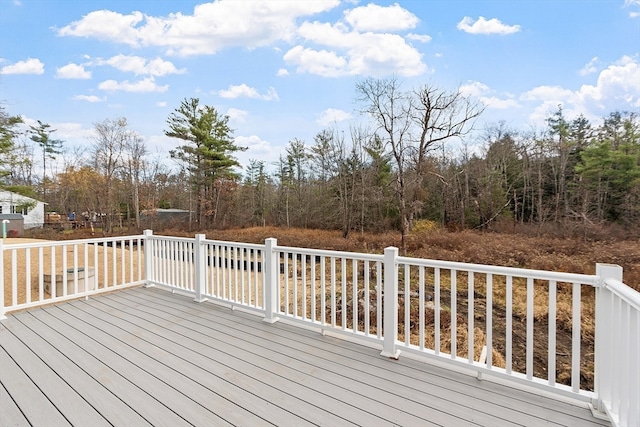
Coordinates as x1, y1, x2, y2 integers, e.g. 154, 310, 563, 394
594, 262, 638, 427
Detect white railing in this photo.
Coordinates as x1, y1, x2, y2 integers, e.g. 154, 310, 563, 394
2, 230, 637, 426
1, 234, 145, 318
144, 232, 265, 313
594, 264, 640, 427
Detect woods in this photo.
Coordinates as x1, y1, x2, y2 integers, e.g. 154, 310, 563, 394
0, 82, 638, 238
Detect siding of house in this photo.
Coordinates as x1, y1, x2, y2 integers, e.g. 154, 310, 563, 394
0, 190, 45, 229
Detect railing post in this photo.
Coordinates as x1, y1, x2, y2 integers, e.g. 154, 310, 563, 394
143, 229, 154, 287
0, 239, 5, 320
263, 238, 279, 324
594, 263, 623, 414
381, 246, 400, 359
194, 234, 207, 303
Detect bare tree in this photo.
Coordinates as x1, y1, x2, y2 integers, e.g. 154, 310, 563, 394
410, 84, 484, 226
356, 77, 413, 253
92, 117, 137, 233
357, 77, 483, 253
123, 133, 146, 229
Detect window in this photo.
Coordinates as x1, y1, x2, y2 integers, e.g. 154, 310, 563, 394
9, 205, 28, 215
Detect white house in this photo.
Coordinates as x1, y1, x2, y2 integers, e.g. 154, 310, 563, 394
0, 190, 45, 229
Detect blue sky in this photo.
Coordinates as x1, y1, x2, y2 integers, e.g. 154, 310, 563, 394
1, 0, 639, 172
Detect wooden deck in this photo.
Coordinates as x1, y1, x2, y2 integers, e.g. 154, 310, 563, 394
1, 286, 609, 427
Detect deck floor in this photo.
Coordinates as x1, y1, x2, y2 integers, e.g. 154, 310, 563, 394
1, 286, 609, 427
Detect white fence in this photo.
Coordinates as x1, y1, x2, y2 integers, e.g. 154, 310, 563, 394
1, 234, 145, 314
2, 230, 638, 427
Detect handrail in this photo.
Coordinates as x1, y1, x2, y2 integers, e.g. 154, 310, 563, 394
595, 265, 639, 427
275, 244, 384, 262
602, 277, 640, 310
398, 255, 599, 285
3, 234, 145, 249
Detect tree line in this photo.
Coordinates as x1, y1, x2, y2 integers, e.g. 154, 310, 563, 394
1, 78, 638, 249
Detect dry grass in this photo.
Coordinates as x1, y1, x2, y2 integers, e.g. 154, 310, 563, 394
194, 226, 639, 289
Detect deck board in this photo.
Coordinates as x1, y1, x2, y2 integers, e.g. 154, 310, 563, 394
0, 378, 29, 427
107, 291, 509, 426
0, 344, 71, 427
37, 304, 252, 427
94, 294, 438, 426
123, 288, 607, 426
0, 286, 609, 427
58, 301, 329, 427
14, 310, 155, 426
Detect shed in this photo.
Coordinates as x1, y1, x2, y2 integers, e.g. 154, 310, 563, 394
0, 213, 24, 237
140, 208, 191, 230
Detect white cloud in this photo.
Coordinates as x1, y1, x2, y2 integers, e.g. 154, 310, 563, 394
73, 94, 105, 102
460, 81, 490, 97
579, 57, 600, 76
263, 87, 279, 101
58, 10, 144, 43
276, 68, 289, 76
235, 135, 270, 151
284, 46, 348, 77
51, 121, 96, 141
56, 63, 91, 79
286, 21, 426, 77
457, 16, 521, 35
520, 56, 640, 125
156, 101, 167, 107
218, 84, 279, 101
316, 108, 352, 126
0, 58, 44, 75
234, 135, 274, 166
460, 81, 520, 110
100, 54, 186, 76
624, 0, 640, 16
480, 97, 520, 110
343, 3, 419, 32
226, 108, 248, 123
98, 77, 168, 92
406, 33, 432, 43
520, 85, 574, 102
57, 1, 340, 56
575, 55, 640, 110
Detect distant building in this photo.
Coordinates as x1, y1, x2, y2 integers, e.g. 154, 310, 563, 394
0, 213, 24, 237
140, 208, 191, 230
0, 190, 45, 229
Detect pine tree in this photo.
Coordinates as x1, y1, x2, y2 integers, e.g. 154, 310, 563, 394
165, 98, 245, 228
